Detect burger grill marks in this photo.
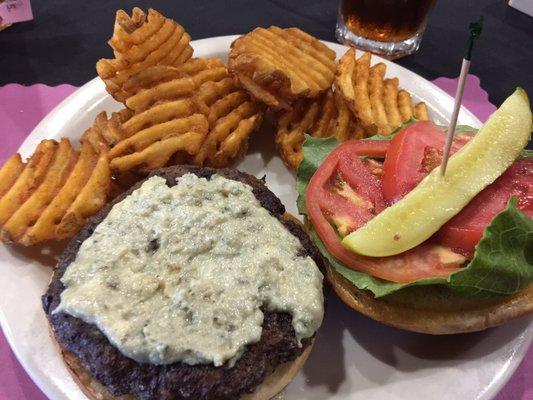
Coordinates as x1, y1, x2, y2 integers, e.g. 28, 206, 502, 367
53, 173, 324, 367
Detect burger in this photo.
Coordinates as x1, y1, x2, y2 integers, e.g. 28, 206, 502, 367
43, 166, 325, 400
296, 88, 533, 334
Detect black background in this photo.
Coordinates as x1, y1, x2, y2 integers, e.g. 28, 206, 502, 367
0, 0, 532, 106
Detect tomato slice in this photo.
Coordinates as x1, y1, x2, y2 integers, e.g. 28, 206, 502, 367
346, 139, 390, 159
382, 121, 532, 256
306, 139, 466, 283
382, 121, 472, 203
307, 140, 387, 237
434, 158, 533, 256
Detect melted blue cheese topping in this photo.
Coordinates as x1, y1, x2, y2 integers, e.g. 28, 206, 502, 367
55, 174, 324, 366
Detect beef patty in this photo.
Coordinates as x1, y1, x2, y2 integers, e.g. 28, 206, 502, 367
43, 166, 325, 400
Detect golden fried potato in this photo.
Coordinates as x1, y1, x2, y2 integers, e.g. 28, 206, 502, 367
2, 139, 77, 242
111, 131, 206, 174
103, 59, 264, 173
96, 8, 193, 102
82, 111, 142, 197
98, 61, 213, 175
413, 101, 430, 121
109, 114, 209, 174
0, 138, 111, 245
0, 154, 25, 198
335, 48, 429, 135
29, 139, 110, 242
229, 26, 336, 109
193, 77, 264, 167
275, 89, 364, 169
125, 58, 227, 112
82, 109, 133, 153
0, 140, 57, 228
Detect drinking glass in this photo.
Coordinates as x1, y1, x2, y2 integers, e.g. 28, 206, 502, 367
336, 0, 436, 59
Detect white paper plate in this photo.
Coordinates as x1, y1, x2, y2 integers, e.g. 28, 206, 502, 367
0, 36, 531, 400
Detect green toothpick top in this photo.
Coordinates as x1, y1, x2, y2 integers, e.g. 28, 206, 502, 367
465, 17, 483, 60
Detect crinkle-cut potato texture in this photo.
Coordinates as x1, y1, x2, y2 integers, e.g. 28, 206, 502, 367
192, 73, 264, 167
0, 138, 110, 246
82, 109, 133, 152
96, 7, 193, 102
123, 58, 228, 112
229, 26, 337, 110
276, 89, 364, 169
102, 59, 219, 174
81, 110, 143, 197
335, 48, 430, 135
102, 59, 264, 172
107, 110, 209, 175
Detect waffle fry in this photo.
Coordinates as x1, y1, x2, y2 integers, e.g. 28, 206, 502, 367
0, 154, 25, 199
96, 8, 193, 102
229, 26, 336, 110
125, 58, 227, 112
275, 89, 364, 169
335, 48, 429, 136
0, 141, 58, 230
82, 109, 133, 153
0, 138, 111, 245
101, 62, 215, 174
413, 100, 430, 121
109, 114, 209, 174
104, 59, 264, 172
193, 77, 264, 167
80, 110, 145, 197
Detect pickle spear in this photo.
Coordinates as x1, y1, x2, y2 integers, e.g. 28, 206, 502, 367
342, 88, 532, 257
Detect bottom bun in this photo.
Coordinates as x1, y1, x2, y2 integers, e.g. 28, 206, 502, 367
241, 343, 313, 400
327, 264, 533, 334
55, 332, 313, 400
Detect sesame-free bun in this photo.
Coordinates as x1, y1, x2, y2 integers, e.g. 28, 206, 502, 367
56, 335, 313, 400
326, 264, 533, 334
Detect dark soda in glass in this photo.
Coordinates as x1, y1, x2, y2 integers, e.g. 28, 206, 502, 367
336, 0, 436, 59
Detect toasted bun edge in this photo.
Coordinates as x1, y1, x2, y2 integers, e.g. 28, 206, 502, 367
54, 332, 313, 400
327, 263, 533, 334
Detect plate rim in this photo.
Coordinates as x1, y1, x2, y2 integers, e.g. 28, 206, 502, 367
4, 35, 530, 400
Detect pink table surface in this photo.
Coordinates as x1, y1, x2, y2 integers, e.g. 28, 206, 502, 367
0, 78, 530, 400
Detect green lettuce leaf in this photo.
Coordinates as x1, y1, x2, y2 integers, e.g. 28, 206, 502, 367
454, 124, 478, 133
307, 227, 447, 297
297, 135, 533, 297
296, 136, 339, 212
362, 118, 418, 142
449, 197, 533, 295
520, 149, 533, 158
385, 117, 417, 137
363, 134, 394, 141
349, 120, 478, 143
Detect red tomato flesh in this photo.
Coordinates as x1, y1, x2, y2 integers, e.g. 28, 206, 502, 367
434, 158, 533, 256
382, 121, 472, 203
307, 123, 531, 283
306, 139, 466, 283
382, 121, 532, 256
307, 140, 387, 237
